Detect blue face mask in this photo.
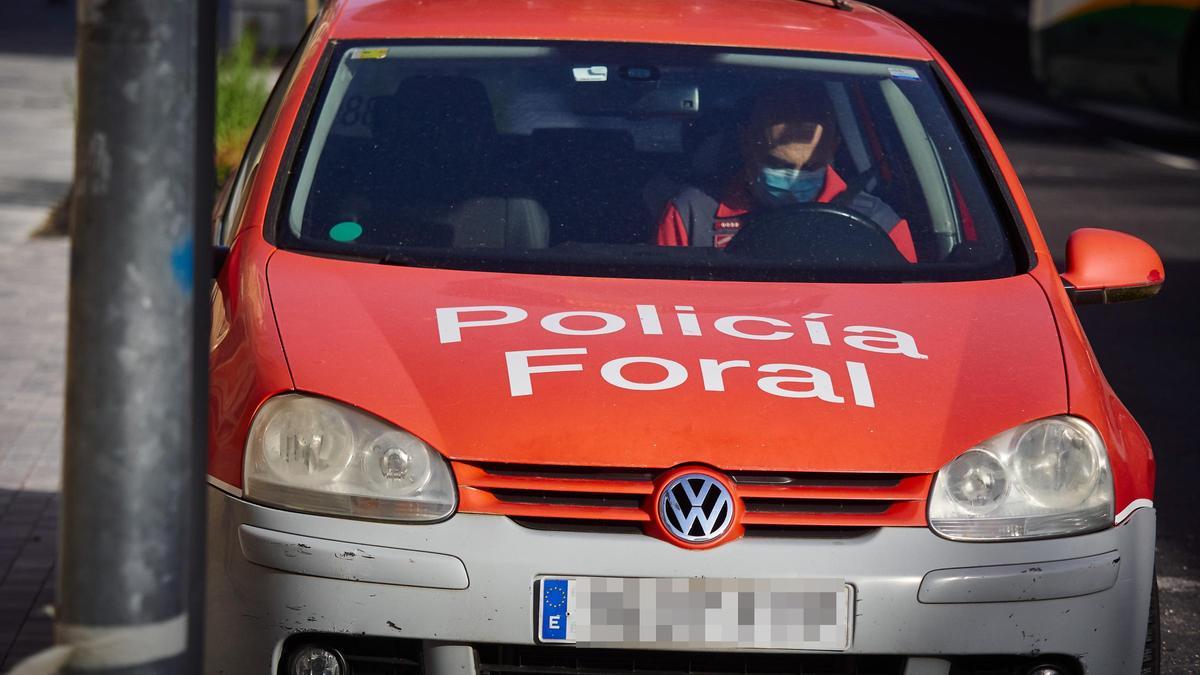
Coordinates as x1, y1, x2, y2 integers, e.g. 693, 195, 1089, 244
755, 166, 826, 205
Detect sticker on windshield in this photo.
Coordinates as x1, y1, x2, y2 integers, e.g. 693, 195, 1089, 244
573, 66, 609, 82
351, 48, 389, 60
888, 66, 921, 81
329, 221, 363, 242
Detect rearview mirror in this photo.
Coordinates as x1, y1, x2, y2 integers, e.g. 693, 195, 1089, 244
1061, 228, 1164, 305
633, 85, 701, 115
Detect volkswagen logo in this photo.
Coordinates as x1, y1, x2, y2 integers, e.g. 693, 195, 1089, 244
658, 473, 734, 543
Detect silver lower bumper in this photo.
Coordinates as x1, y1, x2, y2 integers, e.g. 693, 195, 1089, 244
205, 487, 1156, 674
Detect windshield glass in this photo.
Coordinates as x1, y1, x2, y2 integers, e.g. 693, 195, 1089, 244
279, 42, 1020, 282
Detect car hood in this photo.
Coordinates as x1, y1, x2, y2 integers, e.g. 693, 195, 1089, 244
268, 251, 1066, 474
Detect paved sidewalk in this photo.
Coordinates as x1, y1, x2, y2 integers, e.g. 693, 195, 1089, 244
0, 239, 67, 670
0, 56, 74, 246
0, 5, 75, 668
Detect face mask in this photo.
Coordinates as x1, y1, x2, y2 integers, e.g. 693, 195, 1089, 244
755, 166, 826, 205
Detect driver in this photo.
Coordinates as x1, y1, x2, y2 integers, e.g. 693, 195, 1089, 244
655, 81, 916, 262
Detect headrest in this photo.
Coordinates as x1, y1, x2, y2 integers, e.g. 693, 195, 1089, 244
371, 76, 498, 201
379, 76, 497, 146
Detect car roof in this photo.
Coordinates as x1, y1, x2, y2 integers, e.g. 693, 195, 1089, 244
325, 0, 933, 61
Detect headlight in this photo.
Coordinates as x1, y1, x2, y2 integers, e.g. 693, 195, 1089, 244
929, 416, 1113, 541
244, 395, 456, 521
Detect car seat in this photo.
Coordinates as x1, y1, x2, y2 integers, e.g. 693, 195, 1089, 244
528, 128, 645, 245
331, 75, 550, 249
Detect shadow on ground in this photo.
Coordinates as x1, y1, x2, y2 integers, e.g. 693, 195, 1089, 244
0, 487, 58, 671
0, 2, 73, 58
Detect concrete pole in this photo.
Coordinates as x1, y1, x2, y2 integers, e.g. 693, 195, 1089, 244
190, 1, 217, 672
58, 0, 210, 672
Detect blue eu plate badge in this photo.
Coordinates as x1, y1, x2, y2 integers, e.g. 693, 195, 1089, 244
538, 578, 574, 643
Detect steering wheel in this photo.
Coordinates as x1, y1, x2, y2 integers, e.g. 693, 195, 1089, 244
724, 202, 906, 266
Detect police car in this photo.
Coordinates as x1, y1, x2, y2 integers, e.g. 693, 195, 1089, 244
206, 1, 1164, 673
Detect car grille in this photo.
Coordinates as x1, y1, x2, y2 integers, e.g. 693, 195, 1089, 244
278, 636, 1083, 675
476, 644, 905, 675
453, 462, 931, 535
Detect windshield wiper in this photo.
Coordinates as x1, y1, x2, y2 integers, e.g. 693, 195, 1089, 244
379, 250, 424, 267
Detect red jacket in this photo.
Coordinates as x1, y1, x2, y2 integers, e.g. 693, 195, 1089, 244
656, 167, 917, 263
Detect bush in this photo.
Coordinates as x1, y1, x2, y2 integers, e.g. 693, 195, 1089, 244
216, 33, 271, 185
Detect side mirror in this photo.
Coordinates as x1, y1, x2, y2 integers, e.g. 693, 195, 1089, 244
1061, 228, 1164, 305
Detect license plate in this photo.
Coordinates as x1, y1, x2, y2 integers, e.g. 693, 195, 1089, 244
536, 577, 853, 650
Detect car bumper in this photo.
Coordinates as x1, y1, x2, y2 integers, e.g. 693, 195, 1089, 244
205, 487, 1155, 674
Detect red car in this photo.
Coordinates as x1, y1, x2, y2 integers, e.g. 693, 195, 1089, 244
206, 1, 1165, 673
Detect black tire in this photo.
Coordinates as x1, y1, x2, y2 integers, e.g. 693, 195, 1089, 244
1142, 574, 1161, 675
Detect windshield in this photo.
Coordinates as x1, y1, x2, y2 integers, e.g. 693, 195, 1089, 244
279, 42, 1020, 282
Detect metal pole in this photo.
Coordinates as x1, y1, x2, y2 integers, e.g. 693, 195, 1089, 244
60, 0, 203, 672
189, 1, 217, 673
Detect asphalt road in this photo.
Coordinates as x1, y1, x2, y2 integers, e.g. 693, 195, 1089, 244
873, 1, 1200, 671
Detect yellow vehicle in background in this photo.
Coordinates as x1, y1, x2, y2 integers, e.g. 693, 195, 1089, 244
1031, 0, 1200, 113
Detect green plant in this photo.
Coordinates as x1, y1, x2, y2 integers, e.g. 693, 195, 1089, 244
216, 32, 271, 184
